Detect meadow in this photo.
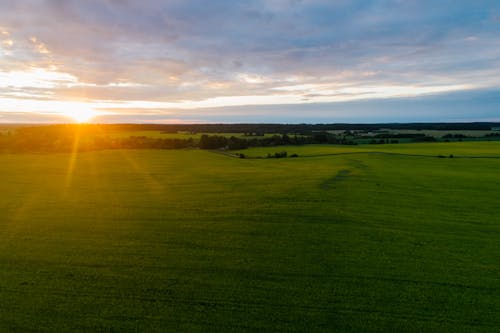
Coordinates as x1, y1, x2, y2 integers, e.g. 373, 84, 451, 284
0, 142, 499, 332
106, 130, 283, 140
234, 141, 500, 158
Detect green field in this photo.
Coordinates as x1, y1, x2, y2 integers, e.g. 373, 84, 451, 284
1, 142, 499, 331
235, 141, 500, 158
106, 130, 282, 140
376, 129, 499, 137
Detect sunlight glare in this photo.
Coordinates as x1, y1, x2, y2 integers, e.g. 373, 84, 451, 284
64, 105, 97, 123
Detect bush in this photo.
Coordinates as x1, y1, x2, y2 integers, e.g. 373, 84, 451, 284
274, 151, 287, 158
267, 151, 288, 158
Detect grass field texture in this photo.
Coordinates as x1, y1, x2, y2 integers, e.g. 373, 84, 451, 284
235, 141, 500, 158
0, 142, 499, 332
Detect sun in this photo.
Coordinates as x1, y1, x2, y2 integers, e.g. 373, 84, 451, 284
64, 105, 97, 123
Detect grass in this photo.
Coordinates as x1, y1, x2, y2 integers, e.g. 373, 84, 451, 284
107, 130, 283, 140
376, 129, 499, 137
234, 141, 500, 158
0, 142, 499, 332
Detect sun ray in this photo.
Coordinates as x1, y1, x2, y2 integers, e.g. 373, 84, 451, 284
64, 125, 82, 192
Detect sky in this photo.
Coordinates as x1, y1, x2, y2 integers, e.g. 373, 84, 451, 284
0, 0, 500, 123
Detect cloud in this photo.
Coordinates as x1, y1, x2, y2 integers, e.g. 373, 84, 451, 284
0, 0, 500, 122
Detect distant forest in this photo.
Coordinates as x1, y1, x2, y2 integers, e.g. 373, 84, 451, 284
0, 122, 499, 153
83, 122, 499, 133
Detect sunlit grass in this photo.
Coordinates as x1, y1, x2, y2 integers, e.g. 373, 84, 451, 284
0, 146, 498, 331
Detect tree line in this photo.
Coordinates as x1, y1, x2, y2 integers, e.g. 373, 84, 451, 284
0, 130, 356, 153
48, 122, 498, 134
1, 123, 498, 153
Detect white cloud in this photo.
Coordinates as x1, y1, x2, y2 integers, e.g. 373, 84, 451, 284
0, 69, 78, 89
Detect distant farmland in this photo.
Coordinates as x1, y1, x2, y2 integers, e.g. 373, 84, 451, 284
0, 142, 499, 332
